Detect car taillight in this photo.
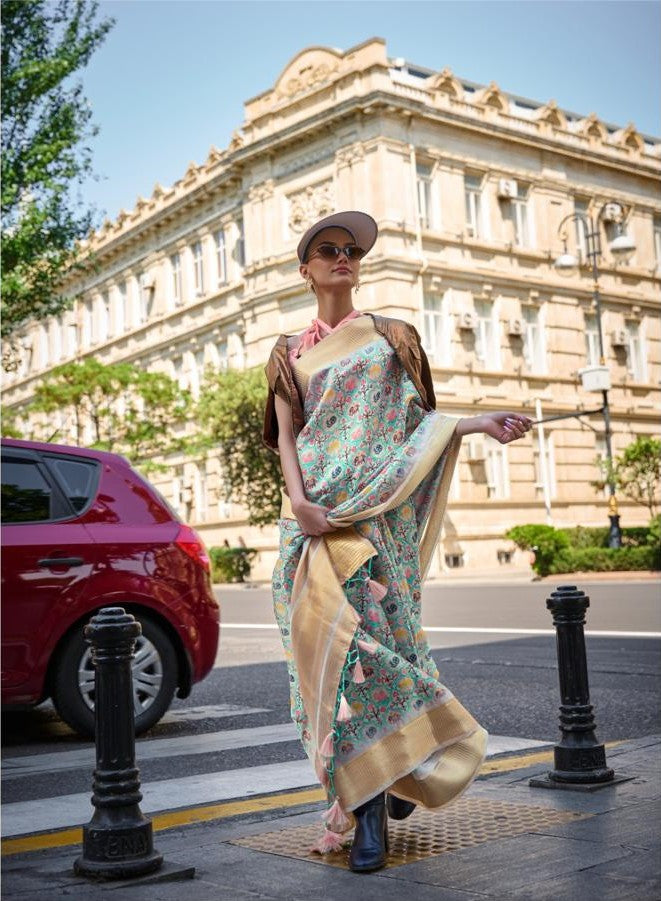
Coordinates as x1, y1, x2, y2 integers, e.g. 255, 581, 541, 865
175, 524, 210, 572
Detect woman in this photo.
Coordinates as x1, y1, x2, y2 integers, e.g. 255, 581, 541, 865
263, 211, 532, 873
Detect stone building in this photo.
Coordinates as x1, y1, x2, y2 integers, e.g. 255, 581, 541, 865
3, 37, 660, 579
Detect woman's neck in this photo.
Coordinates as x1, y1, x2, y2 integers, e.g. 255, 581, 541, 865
314, 289, 355, 328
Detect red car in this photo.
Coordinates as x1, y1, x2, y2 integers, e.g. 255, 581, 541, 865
1, 437, 220, 737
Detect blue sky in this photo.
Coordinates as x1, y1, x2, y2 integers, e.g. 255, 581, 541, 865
80, 0, 661, 224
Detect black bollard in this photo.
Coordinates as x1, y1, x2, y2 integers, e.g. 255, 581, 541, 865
534, 584, 614, 787
74, 607, 163, 879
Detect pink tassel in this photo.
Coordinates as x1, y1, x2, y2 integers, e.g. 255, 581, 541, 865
322, 798, 351, 831
353, 657, 365, 683
337, 694, 352, 722
357, 638, 378, 655
319, 731, 334, 757
368, 578, 387, 601
310, 829, 346, 854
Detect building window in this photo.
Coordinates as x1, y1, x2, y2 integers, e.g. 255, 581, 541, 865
193, 463, 207, 523
585, 313, 600, 365
574, 198, 590, 263
82, 299, 94, 347
474, 299, 500, 369
215, 340, 229, 370
170, 253, 183, 306
138, 273, 153, 323
49, 318, 63, 363
235, 221, 245, 268
422, 292, 452, 366
65, 319, 77, 358
485, 439, 510, 499
512, 183, 531, 248
445, 552, 464, 569
653, 216, 661, 268
464, 174, 483, 238
38, 324, 49, 368
98, 292, 110, 342
533, 431, 557, 500
119, 282, 130, 332
172, 355, 185, 390
416, 162, 434, 229
626, 320, 648, 382
192, 241, 205, 295
215, 230, 227, 285
522, 305, 546, 373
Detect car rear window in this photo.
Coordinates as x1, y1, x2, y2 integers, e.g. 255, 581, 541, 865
45, 455, 100, 513
1, 458, 52, 523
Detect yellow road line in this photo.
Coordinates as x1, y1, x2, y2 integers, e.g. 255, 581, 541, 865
0, 743, 623, 857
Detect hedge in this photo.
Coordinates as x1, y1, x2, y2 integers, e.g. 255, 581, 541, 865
506, 519, 660, 577
209, 546, 257, 583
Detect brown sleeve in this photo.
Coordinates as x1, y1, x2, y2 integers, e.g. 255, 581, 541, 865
262, 340, 289, 453
409, 324, 436, 410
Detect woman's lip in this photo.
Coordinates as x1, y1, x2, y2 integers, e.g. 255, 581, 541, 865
333, 267, 351, 273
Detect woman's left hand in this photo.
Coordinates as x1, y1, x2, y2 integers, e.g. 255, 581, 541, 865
481, 412, 533, 444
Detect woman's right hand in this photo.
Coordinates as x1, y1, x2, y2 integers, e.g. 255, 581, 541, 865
292, 498, 336, 536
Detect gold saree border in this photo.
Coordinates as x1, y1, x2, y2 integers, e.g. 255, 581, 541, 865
334, 697, 486, 811
291, 315, 378, 396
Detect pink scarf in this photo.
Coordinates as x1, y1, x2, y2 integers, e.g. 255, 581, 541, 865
289, 309, 363, 365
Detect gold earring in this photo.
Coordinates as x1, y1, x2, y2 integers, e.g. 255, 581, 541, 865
306, 276, 314, 294
354, 276, 361, 293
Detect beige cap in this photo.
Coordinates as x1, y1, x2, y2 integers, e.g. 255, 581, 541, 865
297, 210, 378, 262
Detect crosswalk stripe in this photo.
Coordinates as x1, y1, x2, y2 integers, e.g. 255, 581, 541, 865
0, 735, 550, 838
1, 722, 297, 780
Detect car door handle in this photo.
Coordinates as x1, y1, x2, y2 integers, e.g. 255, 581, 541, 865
37, 557, 85, 568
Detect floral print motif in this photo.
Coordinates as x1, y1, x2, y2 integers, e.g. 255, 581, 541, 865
272, 336, 454, 777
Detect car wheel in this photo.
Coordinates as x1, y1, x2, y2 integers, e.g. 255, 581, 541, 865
52, 615, 178, 738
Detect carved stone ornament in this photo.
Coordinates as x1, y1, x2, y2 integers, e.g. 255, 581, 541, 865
335, 143, 365, 167
278, 59, 339, 100
288, 182, 335, 234
229, 129, 245, 151
248, 179, 275, 203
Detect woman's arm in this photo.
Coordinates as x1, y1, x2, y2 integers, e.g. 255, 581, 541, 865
274, 394, 335, 536
456, 412, 532, 444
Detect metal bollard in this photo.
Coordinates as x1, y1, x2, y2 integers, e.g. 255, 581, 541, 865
535, 584, 614, 786
74, 607, 163, 879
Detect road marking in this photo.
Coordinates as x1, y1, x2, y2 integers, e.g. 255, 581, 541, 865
6, 740, 607, 858
222, 623, 661, 639
2, 722, 297, 780
1, 736, 550, 838
160, 703, 269, 723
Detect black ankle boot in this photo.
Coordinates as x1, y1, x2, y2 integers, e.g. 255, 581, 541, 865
386, 794, 416, 820
349, 792, 389, 873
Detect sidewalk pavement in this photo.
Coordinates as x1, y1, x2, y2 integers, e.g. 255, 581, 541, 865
3, 735, 659, 901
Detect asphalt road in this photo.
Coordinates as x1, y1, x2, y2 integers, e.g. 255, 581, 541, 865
2, 581, 659, 812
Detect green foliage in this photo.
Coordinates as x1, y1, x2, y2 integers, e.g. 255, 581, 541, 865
209, 547, 257, 583
546, 545, 659, 575
1, 404, 23, 438
1, 0, 114, 345
506, 524, 570, 576
196, 366, 284, 526
507, 522, 660, 576
593, 436, 661, 517
26, 357, 196, 472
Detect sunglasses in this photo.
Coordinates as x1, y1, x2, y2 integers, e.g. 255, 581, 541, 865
308, 243, 366, 261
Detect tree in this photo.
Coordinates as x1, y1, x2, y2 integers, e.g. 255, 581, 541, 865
196, 367, 283, 526
1, 0, 114, 351
594, 436, 661, 518
27, 358, 196, 472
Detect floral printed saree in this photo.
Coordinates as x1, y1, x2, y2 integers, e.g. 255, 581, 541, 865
271, 314, 487, 846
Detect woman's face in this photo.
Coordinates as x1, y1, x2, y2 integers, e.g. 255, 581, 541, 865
299, 227, 362, 294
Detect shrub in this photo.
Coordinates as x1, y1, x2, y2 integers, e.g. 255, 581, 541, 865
209, 546, 257, 583
506, 525, 570, 577
547, 545, 660, 574
507, 522, 661, 576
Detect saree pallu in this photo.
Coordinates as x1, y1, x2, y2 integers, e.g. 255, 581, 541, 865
271, 316, 487, 838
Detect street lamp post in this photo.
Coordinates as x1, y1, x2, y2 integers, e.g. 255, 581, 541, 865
554, 200, 636, 549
